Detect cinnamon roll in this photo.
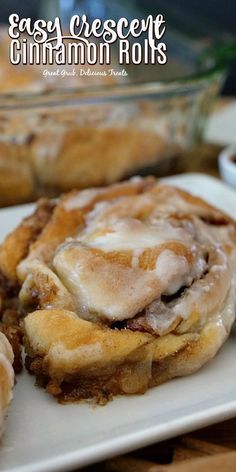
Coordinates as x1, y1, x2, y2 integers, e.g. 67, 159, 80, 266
0, 177, 235, 403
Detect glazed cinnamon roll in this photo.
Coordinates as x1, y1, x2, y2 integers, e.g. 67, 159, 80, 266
0, 177, 235, 403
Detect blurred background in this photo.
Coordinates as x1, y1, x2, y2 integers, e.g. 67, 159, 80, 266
0, 0, 235, 207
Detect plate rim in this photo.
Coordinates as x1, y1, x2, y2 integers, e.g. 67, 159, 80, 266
7, 400, 236, 472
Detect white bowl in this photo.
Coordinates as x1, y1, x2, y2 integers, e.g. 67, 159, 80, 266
219, 145, 236, 188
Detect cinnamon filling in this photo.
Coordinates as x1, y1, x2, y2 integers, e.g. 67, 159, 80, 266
25, 354, 148, 404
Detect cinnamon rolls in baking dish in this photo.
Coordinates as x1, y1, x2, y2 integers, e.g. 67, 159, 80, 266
0, 177, 235, 403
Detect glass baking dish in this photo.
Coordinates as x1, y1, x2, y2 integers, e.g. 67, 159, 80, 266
0, 25, 233, 206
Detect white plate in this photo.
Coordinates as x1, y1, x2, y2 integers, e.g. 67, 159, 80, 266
1, 173, 236, 472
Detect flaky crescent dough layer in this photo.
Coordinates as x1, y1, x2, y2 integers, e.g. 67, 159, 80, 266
0, 332, 14, 436
0, 177, 236, 402
24, 293, 234, 401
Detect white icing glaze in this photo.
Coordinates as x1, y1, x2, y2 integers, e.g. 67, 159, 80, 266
80, 218, 193, 252
145, 299, 181, 335
53, 242, 195, 322
54, 242, 161, 321
53, 193, 215, 323
147, 244, 232, 334
63, 177, 144, 211
173, 248, 230, 321
131, 248, 144, 268
154, 250, 189, 296
63, 188, 104, 211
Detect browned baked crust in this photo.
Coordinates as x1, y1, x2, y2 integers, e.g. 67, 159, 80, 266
0, 198, 55, 284
0, 177, 235, 402
23, 306, 233, 404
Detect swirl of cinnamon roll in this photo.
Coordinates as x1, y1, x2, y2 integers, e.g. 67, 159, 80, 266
0, 177, 235, 403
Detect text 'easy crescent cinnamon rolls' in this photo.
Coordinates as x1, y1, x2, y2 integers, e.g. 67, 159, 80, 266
0, 177, 235, 403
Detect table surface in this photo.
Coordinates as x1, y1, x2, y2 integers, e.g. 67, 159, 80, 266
79, 97, 236, 472
81, 417, 236, 471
